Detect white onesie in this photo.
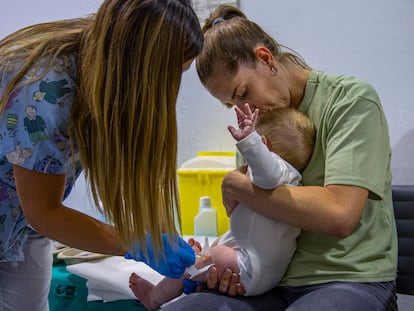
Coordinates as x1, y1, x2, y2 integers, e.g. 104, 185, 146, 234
217, 131, 301, 296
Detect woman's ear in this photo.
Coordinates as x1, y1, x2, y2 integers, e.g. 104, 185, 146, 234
254, 46, 276, 67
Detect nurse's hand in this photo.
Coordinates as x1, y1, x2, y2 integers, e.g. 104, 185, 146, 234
125, 233, 195, 279
206, 266, 245, 296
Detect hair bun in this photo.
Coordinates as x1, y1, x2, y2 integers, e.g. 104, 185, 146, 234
202, 4, 246, 32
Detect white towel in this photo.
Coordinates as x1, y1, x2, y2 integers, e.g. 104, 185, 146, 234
66, 256, 164, 302
66, 236, 217, 304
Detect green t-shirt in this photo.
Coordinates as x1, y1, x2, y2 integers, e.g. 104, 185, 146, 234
280, 70, 397, 286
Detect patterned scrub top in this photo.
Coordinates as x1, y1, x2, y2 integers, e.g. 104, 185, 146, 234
0, 54, 82, 263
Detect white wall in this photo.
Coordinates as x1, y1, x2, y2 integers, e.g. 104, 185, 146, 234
178, 0, 414, 185
240, 0, 414, 185
1, 0, 413, 215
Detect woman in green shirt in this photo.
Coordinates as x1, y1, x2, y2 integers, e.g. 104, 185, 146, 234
163, 4, 397, 311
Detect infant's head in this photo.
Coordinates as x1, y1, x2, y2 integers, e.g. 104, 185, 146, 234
255, 108, 316, 171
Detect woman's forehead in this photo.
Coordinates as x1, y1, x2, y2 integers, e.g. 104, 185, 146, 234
205, 75, 234, 102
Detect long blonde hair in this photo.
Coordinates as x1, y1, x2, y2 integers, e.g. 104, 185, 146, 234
0, 0, 203, 252
196, 4, 310, 85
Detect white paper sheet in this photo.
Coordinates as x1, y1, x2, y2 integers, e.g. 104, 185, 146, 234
66, 256, 164, 302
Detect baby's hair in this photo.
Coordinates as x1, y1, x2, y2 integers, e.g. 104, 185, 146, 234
256, 108, 316, 171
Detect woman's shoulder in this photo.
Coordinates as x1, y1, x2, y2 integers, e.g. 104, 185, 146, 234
2, 53, 76, 86
0, 54, 77, 174
312, 70, 380, 102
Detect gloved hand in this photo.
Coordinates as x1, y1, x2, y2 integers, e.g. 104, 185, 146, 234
125, 233, 195, 279
183, 278, 206, 294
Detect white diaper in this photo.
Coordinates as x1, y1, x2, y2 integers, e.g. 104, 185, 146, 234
235, 248, 253, 290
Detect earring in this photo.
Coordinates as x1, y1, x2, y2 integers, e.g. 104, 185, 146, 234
270, 67, 278, 76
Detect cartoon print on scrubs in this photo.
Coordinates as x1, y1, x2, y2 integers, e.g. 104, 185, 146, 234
54, 119, 70, 151
52, 55, 72, 74
0, 55, 82, 263
0, 215, 6, 233
0, 180, 10, 201
32, 78, 72, 106
4, 113, 18, 137
5, 143, 27, 165
33, 155, 63, 174
23, 105, 49, 144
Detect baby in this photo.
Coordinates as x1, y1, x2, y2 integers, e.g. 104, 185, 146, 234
129, 104, 315, 309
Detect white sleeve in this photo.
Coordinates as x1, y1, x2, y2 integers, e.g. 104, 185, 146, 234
236, 131, 301, 189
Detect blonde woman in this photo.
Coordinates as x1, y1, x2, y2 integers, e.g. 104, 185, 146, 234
0, 0, 203, 310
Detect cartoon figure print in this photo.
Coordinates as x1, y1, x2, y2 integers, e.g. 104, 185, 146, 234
23, 105, 49, 144
33, 155, 62, 174
5, 143, 29, 166
52, 55, 73, 74
0, 180, 11, 202
32, 78, 72, 107
5, 113, 18, 137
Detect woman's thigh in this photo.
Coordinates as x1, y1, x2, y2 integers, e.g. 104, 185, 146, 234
0, 231, 52, 311
162, 288, 288, 311
286, 281, 397, 311
162, 281, 396, 311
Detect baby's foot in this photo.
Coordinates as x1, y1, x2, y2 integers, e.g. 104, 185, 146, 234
129, 273, 159, 310
187, 238, 202, 253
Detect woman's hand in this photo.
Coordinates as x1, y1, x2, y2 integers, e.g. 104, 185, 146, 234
206, 266, 245, 296
222, 166, 249, 217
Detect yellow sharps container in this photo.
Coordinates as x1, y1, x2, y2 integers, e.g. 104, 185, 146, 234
177, 152, 236, 236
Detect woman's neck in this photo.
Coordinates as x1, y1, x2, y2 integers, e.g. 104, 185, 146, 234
289, 67, 311, 109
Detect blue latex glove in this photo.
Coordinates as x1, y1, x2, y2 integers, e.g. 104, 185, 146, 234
125, 233, 195, 279
183, 279, 206, 294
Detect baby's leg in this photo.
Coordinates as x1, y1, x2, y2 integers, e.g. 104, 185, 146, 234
209, 244, 240, 280
129, 273, 184, 310
129, 273, 158, 310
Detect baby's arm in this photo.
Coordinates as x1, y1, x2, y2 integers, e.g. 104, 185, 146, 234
239, 132, 291, 189
228, 103, 259, 142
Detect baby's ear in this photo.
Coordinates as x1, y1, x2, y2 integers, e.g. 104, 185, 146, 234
261, 134, 268, 145
261, 135, 272, 150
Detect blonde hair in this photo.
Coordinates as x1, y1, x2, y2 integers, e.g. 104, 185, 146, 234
256, 108, 316, 171
196, 4, 310, 85
0, 0, 203, 253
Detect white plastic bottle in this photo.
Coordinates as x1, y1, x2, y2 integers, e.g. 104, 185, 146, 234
194, 196, 218, 236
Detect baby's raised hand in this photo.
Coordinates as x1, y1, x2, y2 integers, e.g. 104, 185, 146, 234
227, 103, 259, 141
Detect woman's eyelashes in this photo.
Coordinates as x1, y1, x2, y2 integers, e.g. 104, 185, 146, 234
238, 88, 247, 100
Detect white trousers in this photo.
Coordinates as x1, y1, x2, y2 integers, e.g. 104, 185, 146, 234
0, 231, 52, 311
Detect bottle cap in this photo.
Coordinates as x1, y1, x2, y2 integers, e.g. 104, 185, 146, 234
199, 196, 211, 209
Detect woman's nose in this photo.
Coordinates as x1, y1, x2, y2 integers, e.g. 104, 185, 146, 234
236, 102, 255, 111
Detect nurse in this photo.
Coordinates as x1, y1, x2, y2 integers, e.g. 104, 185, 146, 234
0, 0, 203, 310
